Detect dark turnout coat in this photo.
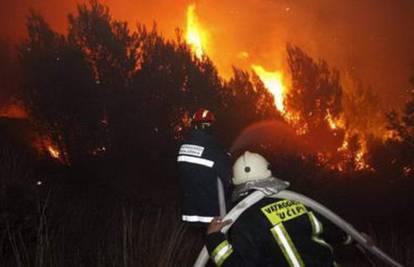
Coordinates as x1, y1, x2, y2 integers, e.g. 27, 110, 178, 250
177, 129, 231, 224
206, 195, 350, 267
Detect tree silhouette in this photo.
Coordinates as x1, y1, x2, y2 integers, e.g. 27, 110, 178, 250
17, 1, 293, 172
387, 91, 414, 144
385, 89, 414, 176
133, 26, 224, 153
19, 11, 102, 165
68, 0, 140, 157
366, 70, 414, 178
218, 68, 281, 145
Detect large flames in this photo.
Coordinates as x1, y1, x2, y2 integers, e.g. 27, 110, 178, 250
1, 3, 380, 172
183, 3, 373, 172
185, 4, 206, 59
185, 5, 289, 114
252, 65, 287, 114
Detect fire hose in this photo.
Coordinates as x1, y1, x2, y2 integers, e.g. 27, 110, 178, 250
193, 189, 404, 267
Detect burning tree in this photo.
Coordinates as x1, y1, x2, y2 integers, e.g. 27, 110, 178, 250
286, 44, 344, 152
218, 68, 281, 145
17, 1, 278, 168
15, 0, 395, 175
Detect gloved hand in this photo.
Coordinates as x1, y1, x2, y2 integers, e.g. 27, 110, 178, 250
207, 217, 233, 235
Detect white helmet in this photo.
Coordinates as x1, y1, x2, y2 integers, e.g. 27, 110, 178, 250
232, 151, 272, 185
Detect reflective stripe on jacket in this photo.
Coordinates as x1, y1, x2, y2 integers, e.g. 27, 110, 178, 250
178, 129, 231, 224
206, 196, 350, 266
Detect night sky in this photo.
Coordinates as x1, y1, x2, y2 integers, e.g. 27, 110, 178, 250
1, 0, 413, 108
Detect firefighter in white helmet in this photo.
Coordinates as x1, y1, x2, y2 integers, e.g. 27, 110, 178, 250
177, 108, 232, 225
205, 151, 353, 267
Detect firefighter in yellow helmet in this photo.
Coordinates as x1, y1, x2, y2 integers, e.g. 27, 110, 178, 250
206, 151, 353, 267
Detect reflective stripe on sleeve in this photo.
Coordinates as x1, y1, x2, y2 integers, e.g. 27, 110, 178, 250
211, 240, 234, 266
271, 224, 304, 267
182, 215, 214, 223
177, 155, 215, 168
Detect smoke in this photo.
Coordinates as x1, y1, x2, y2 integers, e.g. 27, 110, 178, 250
0, 0, 413, 108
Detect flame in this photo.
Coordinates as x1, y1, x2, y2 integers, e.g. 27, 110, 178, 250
337, 139, 348, 152
183, 4, 377, 172
185, 4, 206, 59
326, 112, 338, 130
33, 135, 65, 163
355, 150, 367, 170
47, 145, 60, 159
354, 140, 371, 171
336, 135, 371, 171
325, 110, 345, 130
252, 65, 287, 113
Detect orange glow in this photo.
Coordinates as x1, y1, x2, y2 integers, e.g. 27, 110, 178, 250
185, 4, 207, 59
47, 145, 60, 159
237, 51, 249, 60
0, 104, 27, 119
252, 65, 287, 113
33, 136, 65, 163
0, 2, 394, 173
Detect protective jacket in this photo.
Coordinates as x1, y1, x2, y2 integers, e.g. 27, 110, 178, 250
206, 194, 350, 267
177, 128, 231, 224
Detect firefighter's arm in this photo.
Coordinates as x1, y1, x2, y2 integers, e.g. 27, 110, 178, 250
206, 218, 258, 267
316, 212, 353, 246
212, 148, 232, 184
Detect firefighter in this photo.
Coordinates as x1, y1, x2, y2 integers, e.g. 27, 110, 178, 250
206, 151, 353, 267
177, 108, 232, 225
